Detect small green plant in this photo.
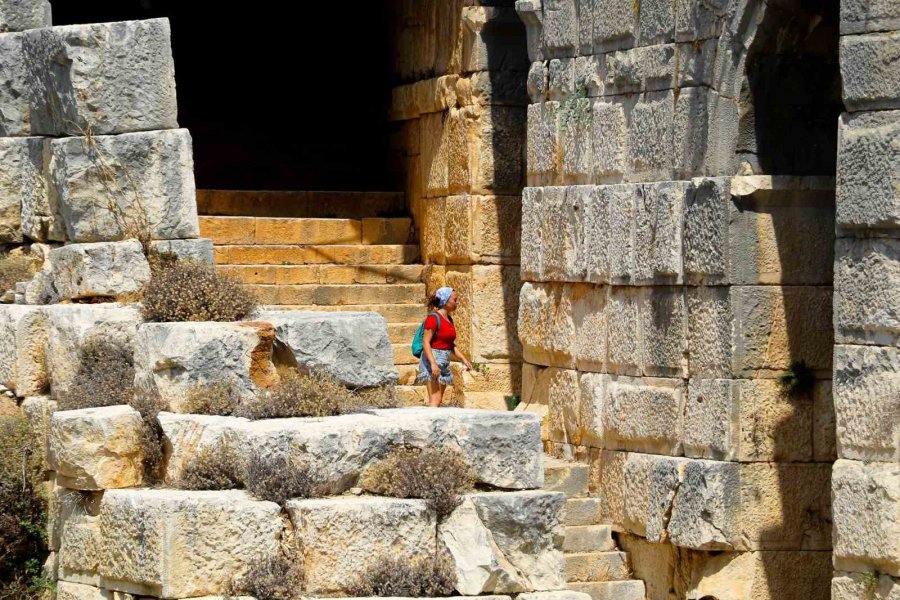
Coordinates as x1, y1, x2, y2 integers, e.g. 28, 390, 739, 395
140, 260, 257, 323
556, 83, 590, 131
779, 360, 815, 398
349, 553, 456, 597
361, 447, 476, 518
470, 362, 490, 376
860, 571, 879, 590
505, 395, 521, 411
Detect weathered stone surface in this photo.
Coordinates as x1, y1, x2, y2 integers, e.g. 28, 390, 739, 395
440, 491, 566, 594
606, 287, 640, 375
543, 367, 579, 446
841, 32, 900, 112
526, 102, 560, 186
834, 345, 900, 462
591, 101, 628, 182
626, 91, 674, 183
832, 459, 900, 577
836, 238, 900, 346
518, 592, 591, 600
686, 286, 732, 378
572, 284, 607, 372
24, 19, 178, 135
683, 177, 730, 284
0, 136, 44, 242
57, 582, 108, 600
49, 406, 144, 490
98, 489, 282, 598
160, 408, 544, 491
591, 0, 638, 51
605, 44, 675, 94
0, 304, 41, 392
841, 0, 900, 34
255, 310, 396, 388
603, 375, 684, 455
50, 129, 198, 243
0, 31, 30, 136
46, 304, 140, 402
0, 0, 50, 32
148, 238, 214, 264
634, 181, 684, 284
59, 511, 103, 585
519, 282, 576, 368
287, 496, 436, 595
134, 321, 277, 412
46, 241, 151, 302
833, 572, 900, 600
837, 111, 900, 231
537, 187, 583, 282
638, 287, 687, 377
686, 550, 833, 600
577, 186, 610, 283
21, 395, 56, 470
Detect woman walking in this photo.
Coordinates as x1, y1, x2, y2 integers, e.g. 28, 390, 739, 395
416, 286, 473, 407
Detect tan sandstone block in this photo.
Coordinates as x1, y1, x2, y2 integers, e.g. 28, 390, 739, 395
519, 282, 576, 368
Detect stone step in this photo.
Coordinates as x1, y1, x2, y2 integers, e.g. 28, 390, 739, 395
218, 264, 424, 286
272, 303, 425, 323
565, 497, 602, 526
200, 216, 413, 246
458, 391, 516, 411
197, 190, 406, 219
388, 323, 420, 345
248, 284, 425, 306
394, 343, 418, 365
565, 551, 631, 583
568, 580, 646, 600
544, 456, 590, 498
563, 525, 616, 553
214, 244, 420, 266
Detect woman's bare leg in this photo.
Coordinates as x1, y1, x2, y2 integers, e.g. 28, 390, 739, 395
427, 380, 446, 407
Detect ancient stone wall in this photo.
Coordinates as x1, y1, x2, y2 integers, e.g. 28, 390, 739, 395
831, 2, 900, 598
389, 1, 529, 408
513, 0, 843, 598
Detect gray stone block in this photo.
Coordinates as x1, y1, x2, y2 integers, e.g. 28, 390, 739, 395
604, 44, 675, 95
542, 0, 579, 58
841, 0, 900, 34
592, 0, 638, 52
603, 374, 684, 455
841, 32, 900, 112
683, 177, 730, 284
539, 186, 583, 282
837, 110, 900, 231
24, 19, 178, 135
0, 137, 66, 243
527, 102, 561, 186
591, 98, 628, 183
516, 0, 546, 62
561, 98, 593, 183
521, 187, 543, 281
147, 238, 214, 265
626, 90, 674, 182
528, 61, 549, 103
607, 287, 640, 375
836, 238, 900, 346
687, 286, 733, 378
633, 181, 685, 284
548, 58, 576, 101
0, 0, 50, 32
47, 240, 151, 303
608, 184, 637, 284
638, 287, 688, 377
637, 0, 675, 45
674, 87, 711, 178
676, 38, 718, 86
675, 0, 726, 41
0, 31, 30, 136
50, 129, 198, 243
576, 185, 610, 283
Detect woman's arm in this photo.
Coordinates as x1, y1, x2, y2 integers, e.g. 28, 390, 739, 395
423, 328, 441, 379
452, 346, 473, 371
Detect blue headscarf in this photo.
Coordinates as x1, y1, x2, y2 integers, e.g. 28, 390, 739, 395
435, 287, 454, 308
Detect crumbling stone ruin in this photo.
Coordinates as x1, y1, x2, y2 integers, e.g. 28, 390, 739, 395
0, 0, 898, 599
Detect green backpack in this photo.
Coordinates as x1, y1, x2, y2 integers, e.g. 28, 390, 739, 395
411, 312, 442, 359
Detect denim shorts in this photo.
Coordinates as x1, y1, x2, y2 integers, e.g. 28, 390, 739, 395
417, 348, 454, 386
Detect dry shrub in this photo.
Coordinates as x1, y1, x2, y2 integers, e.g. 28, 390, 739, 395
175, 442, 245, 491
362, 447, 475, 518
245, 454, 322, 505
61, 336, 135, 411
141, 260, 256, 322
0, 416, 51, 599
235, 369, 353, 419
129, 393, 167, 483
349, 385, 404, 411
228, 552, 304, 600
349, 554, 456, 597
181, 382, 242, 416
0, 252, 36, 294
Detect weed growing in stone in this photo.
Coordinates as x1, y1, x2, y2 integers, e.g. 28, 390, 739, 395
244, 454, 323, 505
361, 447, 475, 519
181, 381, 243, 416
778, 360, 815, 398
227, 552, 304, 600
175, 441, 245, 491
141, 260, 257, 323
0, 415, 50, 600
348, 553, 456, 597
61, 337, 135, 411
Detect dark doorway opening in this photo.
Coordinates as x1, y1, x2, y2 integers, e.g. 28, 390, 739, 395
50, 1, 397, 191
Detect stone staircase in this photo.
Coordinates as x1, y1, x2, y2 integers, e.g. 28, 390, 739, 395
197, 190, 426, 388
544, 457, 647, 600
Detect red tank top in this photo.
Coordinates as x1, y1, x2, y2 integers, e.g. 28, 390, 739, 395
424, 313, 456, 350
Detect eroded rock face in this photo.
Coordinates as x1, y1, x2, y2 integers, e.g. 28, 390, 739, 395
158, 408, 544, 491
133, 321, 278, 412
45, 241, 151, 303
48, 405, 145, 490
257, 310, 398, 388
286, 496, 437, 595
98, 489, 282, 598
439, 491, 566, 594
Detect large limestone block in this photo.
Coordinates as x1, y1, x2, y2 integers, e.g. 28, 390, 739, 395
98, 489, 282, 598
837, 110, 900, 231
134, 321, 277, 412
446, 266, 522, 362
49, 406, 144, 490
440, 491, 566, 594
626, 91, 674, 183
832, 459, 900, 577
46, 304, 141, 402
836, 238, 900, 346
50, 129, 198, 242
0, 136, 44, 241
24, 19, 178, 135
47, 240, 151, 302
576, 186, 610, 284
287, 496, 436, 595
21, 395, 56, 471
834, 345, 900, 462
543, 367, 580, 446
572, 283, 607, 373
256, 310, 396, 388
833, 572, 900, 600
686, 550, 833, 600
526, 102, 561, 186
606, 287, 640, 375
0, 0, 48, 32
683, 177, 730, 284
519, 282, 576, 368
684, 378, 833, 462
841, 0, 900, 34
0, 31, 30, 136
841, 32, 900, 112
0, 304, 42, 393
159, 408, 544, 491
56, 582, 109, 600
633, 181, 685, 284
59, 511, 103, 585
603, 375, 684, 455
533, 187, 583, 283
638, 287, 687, 377
148, 238, 214, 264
